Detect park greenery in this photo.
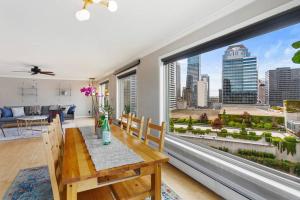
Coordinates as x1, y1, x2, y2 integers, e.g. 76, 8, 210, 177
214, 148, 300, 177
292, 40, 300, 64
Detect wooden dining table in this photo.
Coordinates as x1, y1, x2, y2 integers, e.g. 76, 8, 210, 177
62, 124, 169, 200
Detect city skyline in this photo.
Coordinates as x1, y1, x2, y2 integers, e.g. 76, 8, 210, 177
178, 22, 300, 96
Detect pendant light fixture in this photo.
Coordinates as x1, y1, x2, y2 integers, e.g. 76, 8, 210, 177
76, 0, 118, 21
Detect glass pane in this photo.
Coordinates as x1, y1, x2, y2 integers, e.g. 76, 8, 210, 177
166, 22, 300, 178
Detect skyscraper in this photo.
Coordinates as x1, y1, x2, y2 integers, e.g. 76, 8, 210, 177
258, 79, 266, 104
168, 62, 177, 110
222, 45, 258, 104
186, 55, 200, 107
200, 74, 209, 104
265, 67, 300, 106
197, 80, 208, 107
176, 62, 181, 99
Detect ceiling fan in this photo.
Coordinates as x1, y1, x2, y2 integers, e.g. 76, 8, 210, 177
12, 65, 55, 76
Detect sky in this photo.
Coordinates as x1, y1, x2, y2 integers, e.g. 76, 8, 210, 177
178, 22, 300, 97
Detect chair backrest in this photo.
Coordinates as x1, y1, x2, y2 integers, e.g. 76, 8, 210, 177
53, 115, 64, 151
129, 115, 144, 139
120, 113, 132, 133
42, 130, 61, 200
144, 118, 166, 152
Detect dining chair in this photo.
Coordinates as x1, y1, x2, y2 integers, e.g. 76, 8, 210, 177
111, 119, 166, 200
144, 118, 166, 152
129, 115, 144, 139
120, 112, 132, 134
53, 114, 64, 150
42, 130, 115, 200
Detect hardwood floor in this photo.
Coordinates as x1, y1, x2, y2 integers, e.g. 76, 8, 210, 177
0, 118, 221, 200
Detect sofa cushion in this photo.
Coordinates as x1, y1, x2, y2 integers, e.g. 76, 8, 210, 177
0, 109, 1, 118
24, 106, 31, 116
29, 105, 41, 115
41, 106, 50, 115
67, 105, 76, 114
0, 117, 16, 123
1, 107, 13, 118
11, 107, 25, 117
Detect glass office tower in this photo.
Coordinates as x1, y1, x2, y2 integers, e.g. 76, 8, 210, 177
222, 45, 258, 104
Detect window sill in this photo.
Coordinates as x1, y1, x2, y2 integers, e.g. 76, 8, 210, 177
165, 134, 300, 200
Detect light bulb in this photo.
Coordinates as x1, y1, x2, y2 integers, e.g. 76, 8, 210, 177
75, 9, 90, 21
108, 0, 118, 12
93, 0, 102, 4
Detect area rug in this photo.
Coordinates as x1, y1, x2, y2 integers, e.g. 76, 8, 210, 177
4, 166, 182, 200
0, 128, 45, 141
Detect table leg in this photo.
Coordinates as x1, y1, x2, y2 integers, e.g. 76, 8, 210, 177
67, 183, 77, 200
151, 163, 162, 200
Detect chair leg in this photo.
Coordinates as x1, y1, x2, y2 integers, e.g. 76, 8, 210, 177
0, 126, 5, 137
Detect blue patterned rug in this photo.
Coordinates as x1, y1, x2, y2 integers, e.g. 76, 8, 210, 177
4, 166, 181, 200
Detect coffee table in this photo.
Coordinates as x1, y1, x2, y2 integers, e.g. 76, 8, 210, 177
17, 116, 48, 135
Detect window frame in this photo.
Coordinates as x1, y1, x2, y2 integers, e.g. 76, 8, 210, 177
116, 67, 138, 119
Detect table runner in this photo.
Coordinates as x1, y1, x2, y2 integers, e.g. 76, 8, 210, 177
79, 127, 144, 171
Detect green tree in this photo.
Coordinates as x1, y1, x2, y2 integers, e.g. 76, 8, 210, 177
292, 41, 300, 64
187, 116, 193, 130
240, 120, 247, 135
221, 109, 228, 125
169, 118, 175, 132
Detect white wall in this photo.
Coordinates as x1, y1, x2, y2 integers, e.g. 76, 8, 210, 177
98, 0, 294, 124
0, 77, 92, 117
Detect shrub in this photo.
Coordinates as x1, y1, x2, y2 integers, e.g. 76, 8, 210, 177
228, 121, 235, 127
175, 127, 187, 133
199, 113, 209, 124
221, 128, 228, 133
249, 131, 256, 136
169, 118, 174, 132
294, 163, 300, 177
212, 118, 223, 129
237, 149, 275, 159
205, 129, 211, 134
263, 122, 273, 130
187, 116, 193, 130
263, 132, 272, 142
191, 129, 206, 135
177, 118, 186, 123
218, 146, 229, 152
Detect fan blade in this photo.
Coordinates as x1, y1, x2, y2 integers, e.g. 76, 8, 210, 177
40, 71, 54, 74
39, 72, 55, 76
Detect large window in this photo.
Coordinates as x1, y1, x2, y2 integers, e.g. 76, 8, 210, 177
165, 22, 300, 179
99, 81, 109, 107
117, 72, 137, 118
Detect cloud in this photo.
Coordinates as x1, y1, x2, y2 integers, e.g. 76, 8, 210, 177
284, 47, 295, 56
264, 40, 282, 59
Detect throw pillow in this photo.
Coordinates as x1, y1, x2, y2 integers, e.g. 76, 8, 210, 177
63, 105, 71, 115
12, 107, 25, 117
67, 105, 76, 114
41, 106, 50, 115
2, 107, 13, 118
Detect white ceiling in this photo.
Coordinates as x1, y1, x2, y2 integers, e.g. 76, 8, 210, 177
0, 0, 285, 80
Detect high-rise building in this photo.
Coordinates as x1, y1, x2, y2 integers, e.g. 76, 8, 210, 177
197, 80, 208, 107
176, 62, 181, 99
265, 67, 300, 106
222, 45, 258, 104
258, 79, 266, 104
219, 89, 223, 103
168, 62, 177, 110
186, 55, 200, 107
200, 74, 209, 104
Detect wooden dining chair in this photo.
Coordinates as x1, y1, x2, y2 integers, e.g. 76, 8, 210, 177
129, 115, 144, 139
120, 112, 132, 134
144, 118, 166, 152
111, 119, 166, 200
53, 115, 64, 150
42, 129, 115, 200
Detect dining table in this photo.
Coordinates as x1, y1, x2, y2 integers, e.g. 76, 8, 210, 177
61, 124, 169, 200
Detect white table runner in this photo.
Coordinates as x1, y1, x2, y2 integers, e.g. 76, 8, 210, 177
79, 126, 144, 171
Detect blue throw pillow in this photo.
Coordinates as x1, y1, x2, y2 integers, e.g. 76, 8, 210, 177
2, 107, 13, 118
67, 105, 76, 114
